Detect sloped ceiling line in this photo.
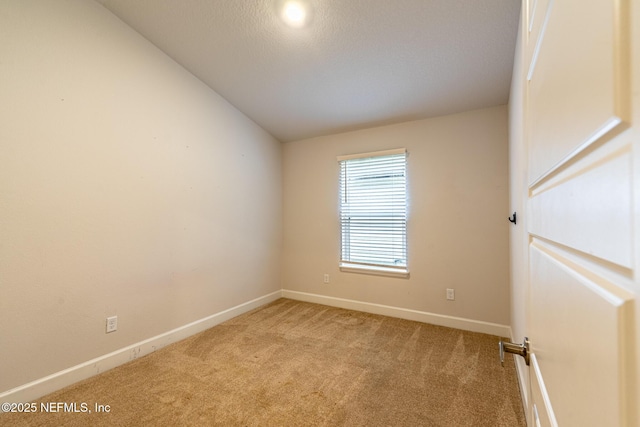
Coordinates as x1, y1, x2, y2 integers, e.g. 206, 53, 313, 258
96, 0, 520, 142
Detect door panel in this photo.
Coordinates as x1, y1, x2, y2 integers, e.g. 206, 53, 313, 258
528, 143, 633, 268
525, 0, 550, 79
529, 242, 633, 426
530, 354, 556, 427
527, 0, 629, 184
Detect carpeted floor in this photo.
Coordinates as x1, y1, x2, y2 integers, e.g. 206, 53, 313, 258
2, 298, 526, 426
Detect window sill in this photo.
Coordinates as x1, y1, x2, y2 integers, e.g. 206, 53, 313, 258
339, 263, 410, 279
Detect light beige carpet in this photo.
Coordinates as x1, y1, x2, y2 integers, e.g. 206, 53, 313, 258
2, 298, 526, 426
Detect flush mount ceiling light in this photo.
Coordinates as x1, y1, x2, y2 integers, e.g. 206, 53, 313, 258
280, 0, 309, 28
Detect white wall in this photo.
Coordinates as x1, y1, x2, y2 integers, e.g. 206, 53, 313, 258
282, 106, 510, 326
507, 7, 530, 419
0, 0, 282, 394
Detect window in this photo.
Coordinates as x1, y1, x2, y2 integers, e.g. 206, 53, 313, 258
338, 148, 408, 277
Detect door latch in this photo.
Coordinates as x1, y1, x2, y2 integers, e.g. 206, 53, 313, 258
499, 337, 530, 366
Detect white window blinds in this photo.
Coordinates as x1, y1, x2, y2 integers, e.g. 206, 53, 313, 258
338, 149, 407, 272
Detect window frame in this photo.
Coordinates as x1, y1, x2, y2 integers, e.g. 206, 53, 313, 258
337, 148, 409, 278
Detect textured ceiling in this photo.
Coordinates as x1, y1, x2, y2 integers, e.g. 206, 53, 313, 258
96, 0, 520, 142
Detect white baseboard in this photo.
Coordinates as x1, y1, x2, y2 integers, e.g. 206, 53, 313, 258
282, 289, 511, 337
2, 289, 513, 405
510, 327, 531, 426
515, 357, 531, 426
0, 290, 282, 405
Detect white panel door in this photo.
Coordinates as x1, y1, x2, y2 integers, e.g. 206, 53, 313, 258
521, 0, 639, 425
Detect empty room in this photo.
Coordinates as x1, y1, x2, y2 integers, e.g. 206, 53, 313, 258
1, 0, 639, 426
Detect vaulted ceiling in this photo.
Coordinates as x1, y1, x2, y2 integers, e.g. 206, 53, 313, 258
96, 0, 520, 142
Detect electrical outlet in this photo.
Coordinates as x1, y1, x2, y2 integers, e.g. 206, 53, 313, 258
446, 288, 455, 301
106, 316, 118, 333
323, 273, 330, 284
